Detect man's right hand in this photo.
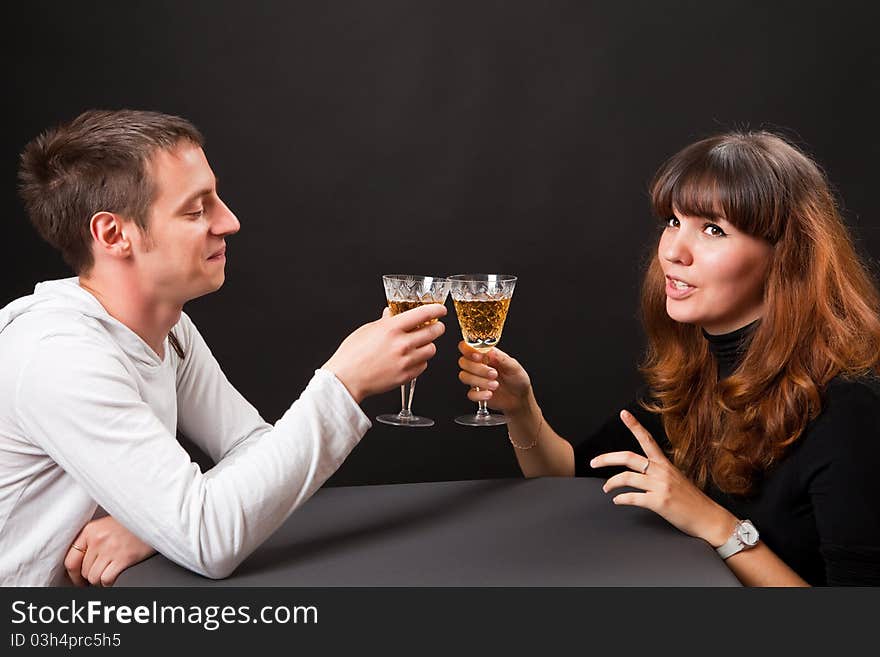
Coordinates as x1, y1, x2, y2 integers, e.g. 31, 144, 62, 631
64, 515, 156, 587
323, 303, 447, 404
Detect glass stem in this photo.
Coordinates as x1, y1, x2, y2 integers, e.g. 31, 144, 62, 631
475, 387, 490, 418
398, 378, 418, 419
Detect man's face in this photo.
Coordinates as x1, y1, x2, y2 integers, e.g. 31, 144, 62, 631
130, 143, 239, 304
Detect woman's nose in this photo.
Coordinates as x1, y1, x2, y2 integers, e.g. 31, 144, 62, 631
660, 228, 693, 266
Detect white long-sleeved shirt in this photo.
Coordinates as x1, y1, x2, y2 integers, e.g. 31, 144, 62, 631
0, 278, 370, 585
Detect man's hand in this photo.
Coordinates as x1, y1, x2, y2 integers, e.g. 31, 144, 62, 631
64, 516, 156, 587
323, 303, 447, 403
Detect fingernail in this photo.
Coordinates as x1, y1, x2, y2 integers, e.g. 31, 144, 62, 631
589, 458, 597, 468
488, 381, 499, 390
487, 369, 497, 378
471, 354, 482, 361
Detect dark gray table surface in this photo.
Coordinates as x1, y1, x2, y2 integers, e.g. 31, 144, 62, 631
117, 477, 741, 586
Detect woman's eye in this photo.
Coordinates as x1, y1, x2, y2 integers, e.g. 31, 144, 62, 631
704, 223, 726, 237
665, 216, 679, 228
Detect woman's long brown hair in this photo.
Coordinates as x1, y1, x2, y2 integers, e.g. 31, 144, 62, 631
640, 132, 880, 495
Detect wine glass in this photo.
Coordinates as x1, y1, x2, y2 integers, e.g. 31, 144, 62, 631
376, 274, 451, 427
449, 274, 517, 426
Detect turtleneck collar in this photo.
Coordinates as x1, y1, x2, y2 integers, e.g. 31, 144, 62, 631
702, 319, 760, 379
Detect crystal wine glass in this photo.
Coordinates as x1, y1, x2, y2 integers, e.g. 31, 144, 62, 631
449, 274, 517, 426
375, 274, 451, 427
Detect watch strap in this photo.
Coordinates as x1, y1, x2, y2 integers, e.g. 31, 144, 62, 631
716, 533, 745, 560
715, 519, 758, 560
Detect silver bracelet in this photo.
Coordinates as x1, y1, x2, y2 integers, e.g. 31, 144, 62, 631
509, 415, 543, 450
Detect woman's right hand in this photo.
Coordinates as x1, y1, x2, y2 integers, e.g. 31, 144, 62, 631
457, 341, 532, 415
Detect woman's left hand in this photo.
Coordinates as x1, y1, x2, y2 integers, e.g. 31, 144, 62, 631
590, 410, 737, 546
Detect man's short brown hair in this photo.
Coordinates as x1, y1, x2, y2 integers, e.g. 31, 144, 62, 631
18, 109, 204, 273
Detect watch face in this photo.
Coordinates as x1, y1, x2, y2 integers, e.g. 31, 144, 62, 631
737, 520, 759, 546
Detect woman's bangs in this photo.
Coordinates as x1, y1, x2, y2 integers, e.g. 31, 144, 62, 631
671, 173, 727, 223
651, 141, 782, 240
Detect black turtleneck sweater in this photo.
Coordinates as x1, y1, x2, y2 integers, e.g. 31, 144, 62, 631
572, 322, 880, 586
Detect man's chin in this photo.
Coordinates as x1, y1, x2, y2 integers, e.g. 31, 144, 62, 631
180, 276, 226, 303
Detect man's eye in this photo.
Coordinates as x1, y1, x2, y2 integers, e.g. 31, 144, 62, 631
187, 209, 205, 218
704, 223, 726, 237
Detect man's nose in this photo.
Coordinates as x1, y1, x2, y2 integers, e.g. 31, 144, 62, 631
212, 198, 240, 236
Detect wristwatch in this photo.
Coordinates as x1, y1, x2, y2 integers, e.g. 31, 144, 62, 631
715, 519, 759, 559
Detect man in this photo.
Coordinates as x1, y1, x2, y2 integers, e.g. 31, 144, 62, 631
0, 109, 446, 586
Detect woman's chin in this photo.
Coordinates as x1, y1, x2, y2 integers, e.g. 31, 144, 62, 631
665, 301, 701, 325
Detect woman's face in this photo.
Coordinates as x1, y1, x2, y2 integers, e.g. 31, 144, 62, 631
658, 208, 773, 334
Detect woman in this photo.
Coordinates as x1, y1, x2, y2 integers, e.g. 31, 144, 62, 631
458, 131, 880, 586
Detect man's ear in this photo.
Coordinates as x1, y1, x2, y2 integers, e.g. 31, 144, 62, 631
89, 211, 132, 258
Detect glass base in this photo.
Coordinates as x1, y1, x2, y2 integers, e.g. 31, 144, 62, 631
376, 413, 435, 427
454, 412, 508, 427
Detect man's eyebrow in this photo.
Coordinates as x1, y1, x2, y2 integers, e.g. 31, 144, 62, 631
174, 178, 218, 212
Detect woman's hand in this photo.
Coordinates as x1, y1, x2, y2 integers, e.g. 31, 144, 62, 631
64, 516, 156, 587
456, 342, 532, 416
590, 410, 738, 546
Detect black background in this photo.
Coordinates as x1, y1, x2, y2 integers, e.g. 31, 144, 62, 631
4, 1, 879, 485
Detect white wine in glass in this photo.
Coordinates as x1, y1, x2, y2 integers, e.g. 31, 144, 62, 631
449, 274, 517, 426
376, 274, 451, 428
